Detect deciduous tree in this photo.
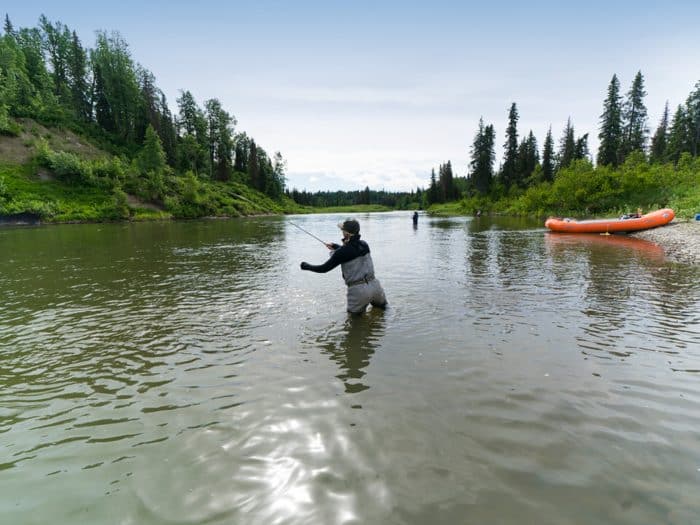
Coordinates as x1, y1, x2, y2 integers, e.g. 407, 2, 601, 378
90, 31, 140, 143
204, 98, 235, 181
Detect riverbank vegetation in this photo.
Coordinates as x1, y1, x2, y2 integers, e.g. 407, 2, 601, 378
426, 72, 700, 219
428, 153, 700, 219
0, 14, 299, 222
1, 14, 698, 223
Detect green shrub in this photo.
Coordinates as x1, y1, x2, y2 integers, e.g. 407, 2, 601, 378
92, 157, 126, 185
36, 140, 94, 185
17, 198, 59, 219
0, 115, 22, 136
111, 188, 131, 219
0, 176, 8, 202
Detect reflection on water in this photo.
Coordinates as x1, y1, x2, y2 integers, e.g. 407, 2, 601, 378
1, 214, 700, 524
316, 310, 386, 394
545, 232, 667, 263
543, 232, 700, 362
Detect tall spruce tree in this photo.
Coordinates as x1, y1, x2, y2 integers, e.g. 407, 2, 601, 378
443, 161, 458, 201
574, 133, 589, 160
428, 168, 439, 204
541, 127, 555, 182
597, 74, 622, 166
248, 140, 260, 190
447, 160, 458, 200
159, 93, 177, 166
438, 164, 447, 202
137, 124, 167, 174
361, 186, 371, 205
500, 102, 519, 188
469, 117, 495, 195
92, 62, 111, 131
4, 14, 14, 36
136, 67, 160, 143
619, 70, 649, 162
515, 130, 539, 184
665, 104, 692, 163
558, 118, 576, 169
136, 124, 167, 201
650, 101, 669, 163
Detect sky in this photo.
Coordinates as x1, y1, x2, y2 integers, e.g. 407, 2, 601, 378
4, 1, 700, 192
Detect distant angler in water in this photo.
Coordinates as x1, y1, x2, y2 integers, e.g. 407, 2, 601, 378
300, 218, 387, 314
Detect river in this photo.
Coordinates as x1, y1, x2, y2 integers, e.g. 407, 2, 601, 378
1, 212, 699, 524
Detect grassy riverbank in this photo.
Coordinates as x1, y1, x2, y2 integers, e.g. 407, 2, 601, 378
0, 160, 302, 223
0, 120, 303, 223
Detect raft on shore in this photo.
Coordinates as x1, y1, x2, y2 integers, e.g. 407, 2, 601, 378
545, 208, 675, 234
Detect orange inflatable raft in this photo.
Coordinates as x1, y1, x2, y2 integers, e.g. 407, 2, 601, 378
545, 208, 675, 234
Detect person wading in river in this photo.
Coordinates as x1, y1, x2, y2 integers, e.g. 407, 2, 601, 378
300, 218, 387, 314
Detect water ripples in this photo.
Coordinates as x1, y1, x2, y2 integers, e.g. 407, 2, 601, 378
1, 216, 700, 523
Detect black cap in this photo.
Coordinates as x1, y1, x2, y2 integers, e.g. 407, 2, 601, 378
338, 218, 360, 235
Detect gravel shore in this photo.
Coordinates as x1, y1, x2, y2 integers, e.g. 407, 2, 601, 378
630, 220, 700, 265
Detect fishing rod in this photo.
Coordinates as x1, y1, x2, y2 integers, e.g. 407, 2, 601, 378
289, 221, 327, 246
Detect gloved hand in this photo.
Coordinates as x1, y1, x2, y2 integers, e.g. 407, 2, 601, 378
300, 262, 311, 270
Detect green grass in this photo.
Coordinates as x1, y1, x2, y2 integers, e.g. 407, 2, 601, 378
0, 162, 304, 223
425, 201, 468, 217
0, 121, 306, 223
0, 163, 124, 222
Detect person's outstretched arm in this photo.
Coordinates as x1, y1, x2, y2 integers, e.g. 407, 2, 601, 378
300, 244, 355, 273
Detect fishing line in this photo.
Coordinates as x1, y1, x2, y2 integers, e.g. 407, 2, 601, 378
288, 221, 327, 246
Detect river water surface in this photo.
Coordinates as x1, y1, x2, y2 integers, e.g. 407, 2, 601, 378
1, 212, 699, 524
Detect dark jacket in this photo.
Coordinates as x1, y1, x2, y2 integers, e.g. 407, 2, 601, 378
301, 236, 375, 286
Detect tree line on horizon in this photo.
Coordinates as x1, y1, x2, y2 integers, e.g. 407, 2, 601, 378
0, 14, 286, 204
286, 186, 423, 209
